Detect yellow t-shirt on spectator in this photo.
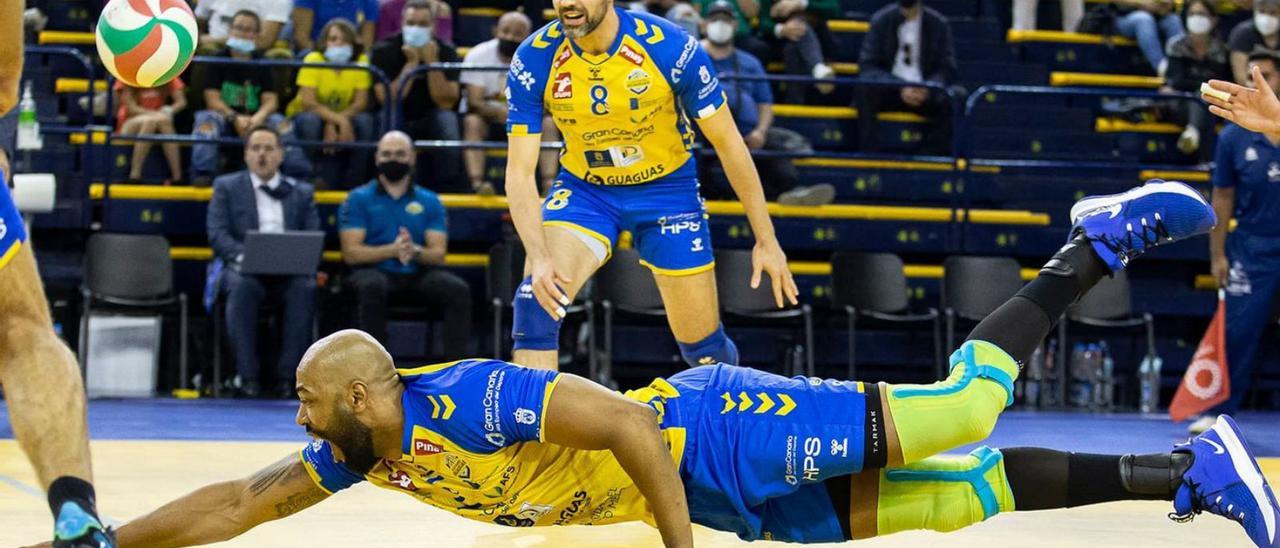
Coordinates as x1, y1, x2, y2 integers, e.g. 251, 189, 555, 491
286, 51, 372, 116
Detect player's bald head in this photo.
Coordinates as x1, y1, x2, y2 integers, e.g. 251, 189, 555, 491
296, 329, 397, 397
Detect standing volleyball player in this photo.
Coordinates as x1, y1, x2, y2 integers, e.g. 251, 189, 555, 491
502, 0, 799, 371
0, 1, 114, 545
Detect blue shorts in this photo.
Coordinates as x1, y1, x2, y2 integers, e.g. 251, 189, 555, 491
542, 164, 714, 275
664, 364, 870, 543
0, 170, 27, 272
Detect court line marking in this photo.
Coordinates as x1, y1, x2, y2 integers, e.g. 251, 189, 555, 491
0, 473, 121, 527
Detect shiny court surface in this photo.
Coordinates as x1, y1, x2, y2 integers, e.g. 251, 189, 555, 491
1, 402, 1277, 547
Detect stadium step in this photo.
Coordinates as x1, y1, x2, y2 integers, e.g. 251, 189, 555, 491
1009, 29, 1150, 75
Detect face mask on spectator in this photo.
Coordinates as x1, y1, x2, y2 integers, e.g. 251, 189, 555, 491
706, 21, 734, 45
377, 160, 412, 182
1257, 13, 1280, 36
498, 38, 520, 58
226, 36, 256, 54
403, 25, 432, 48
325, 45, 353, 63
1186, 15, 1212, 35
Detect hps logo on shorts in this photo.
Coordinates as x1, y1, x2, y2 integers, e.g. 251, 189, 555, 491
659, 212, 702, 235
784, 435, 823, 485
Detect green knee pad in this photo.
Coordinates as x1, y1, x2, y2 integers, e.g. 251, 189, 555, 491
886, 340, 1019, 463
877, 446, 1016, 535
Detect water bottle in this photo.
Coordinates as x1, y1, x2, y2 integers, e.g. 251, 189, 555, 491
1024, 345, 1043, 407
16, 80, 41, 151
1043, 338, 1058, 407
1070, 343, 1089, 407
1098, 342, 1114, 409
1138, 354, 1163, 413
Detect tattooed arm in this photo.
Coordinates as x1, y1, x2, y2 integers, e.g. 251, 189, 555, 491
114, 453, 330, 547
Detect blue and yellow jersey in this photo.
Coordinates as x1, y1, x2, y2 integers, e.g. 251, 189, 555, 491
300, 359, 689, 528
0, 168, 28, 272
505, 9, 727, 186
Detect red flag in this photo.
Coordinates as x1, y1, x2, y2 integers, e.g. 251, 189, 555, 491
1170, 293, 1231, 422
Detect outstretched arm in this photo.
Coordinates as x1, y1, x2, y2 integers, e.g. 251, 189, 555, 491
114, 453, 330, 547
543, 374, 693, 548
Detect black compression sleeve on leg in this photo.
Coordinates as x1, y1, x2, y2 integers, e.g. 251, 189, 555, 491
967, 234, 1110, 363
1002, 448, 1188, 511
48, 476, 98, 517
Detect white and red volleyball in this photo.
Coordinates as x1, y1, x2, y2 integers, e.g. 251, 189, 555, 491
95, 0, 198, 88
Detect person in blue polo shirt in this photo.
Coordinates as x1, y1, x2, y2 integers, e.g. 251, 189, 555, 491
1195, 50, 1280, 434
338, 130, 473, 360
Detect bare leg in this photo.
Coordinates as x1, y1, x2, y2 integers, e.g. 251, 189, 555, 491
156, 117, 182, 182
0, 246, 93, 488
120, 115, 155, 179
510, 226, 602, 371
652, 268, 721, 345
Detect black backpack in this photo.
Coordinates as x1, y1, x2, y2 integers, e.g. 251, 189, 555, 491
1077, 4, 1119, 36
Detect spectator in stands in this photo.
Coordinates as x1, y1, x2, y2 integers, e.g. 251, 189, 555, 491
857, 0, 960, 155
207, 125, 320, 399
293, 0, 379, 54
1112, 0, 1185, 74
371, 0, 465, 192
461, 11, 559, 195
693, 0, 770, 63
194, 0, 292, 54
1163, 0, 1231, 159
115, 78, 186, 185
288, 18, 377, 189
377, 0, 453, 43
758, 0, 837, 103
630, 0, 703, 36
191, 10, 310, 185
339, 131, 473, 360
702, 1, 833, 205
1196, 49, 1280, 434
1228, 0, 1280, 84
1011, 0, 1083, 31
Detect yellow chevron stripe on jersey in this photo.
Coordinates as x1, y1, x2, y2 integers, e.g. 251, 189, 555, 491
646, 24, 665, 44
635, 18, 648, 36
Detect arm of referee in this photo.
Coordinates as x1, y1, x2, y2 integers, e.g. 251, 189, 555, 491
112, 453, 330, 547
542, 374, 694, 548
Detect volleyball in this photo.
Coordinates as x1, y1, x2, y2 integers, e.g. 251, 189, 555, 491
95, 0, 198, 88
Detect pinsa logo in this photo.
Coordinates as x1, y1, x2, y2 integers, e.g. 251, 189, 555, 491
618, 44, 645, 66
414, 438, 443, 456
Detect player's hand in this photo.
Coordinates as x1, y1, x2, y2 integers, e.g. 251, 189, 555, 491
529, 254, 573, 320
751, 239, 799, 308
745, 129, 766, 149
1212, 254, 1230, 288
1204, 66, 1280, 135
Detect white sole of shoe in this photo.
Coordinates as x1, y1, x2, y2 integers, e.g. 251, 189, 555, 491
1212, 416, 1278, 543
1069, 181, 1209, 224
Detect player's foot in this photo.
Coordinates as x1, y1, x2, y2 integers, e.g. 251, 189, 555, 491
1188, 414, 1216, 435
52, 501, 115, 548
1170, 415, 1279, 547
1069, 179, 1216, 272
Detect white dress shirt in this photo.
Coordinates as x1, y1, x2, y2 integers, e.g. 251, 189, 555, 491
251, 171, 285, 234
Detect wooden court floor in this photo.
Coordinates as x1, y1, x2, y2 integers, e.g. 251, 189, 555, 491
1, 440, 1273, 547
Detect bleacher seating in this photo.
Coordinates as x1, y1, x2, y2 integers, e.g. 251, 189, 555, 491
20, 0, 1266, 400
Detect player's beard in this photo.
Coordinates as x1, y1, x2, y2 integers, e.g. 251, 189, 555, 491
560, 3, 607, 39
315, 405, 380, 475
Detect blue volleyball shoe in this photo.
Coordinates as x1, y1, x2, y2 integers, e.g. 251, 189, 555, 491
1069, 180, 1216, 272
1170, 415, 1280, 548
52, 501, 115, 548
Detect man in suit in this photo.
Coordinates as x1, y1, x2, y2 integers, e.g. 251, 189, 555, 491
208, 125, 321, 399
856, 0, 961, 155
